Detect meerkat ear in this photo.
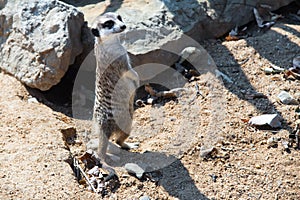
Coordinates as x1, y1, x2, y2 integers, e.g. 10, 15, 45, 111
91, 28, 100, 37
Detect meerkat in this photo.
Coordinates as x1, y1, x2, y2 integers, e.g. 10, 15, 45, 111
91, 12, 140, 163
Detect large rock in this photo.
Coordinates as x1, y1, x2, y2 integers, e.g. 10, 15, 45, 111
76, 0, 294, 68
0, 0, 84, 91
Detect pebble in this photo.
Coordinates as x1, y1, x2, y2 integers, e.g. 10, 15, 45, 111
27, 97, 39, 103
199, 146, 218, 158
281, 140, 289, 150
124, 163, 145, 179
267, 137, 279, 147
277, 180, 282, 187
146, 97, 157, 105
169, 117, 176, 122
139, 195, 150, 200
277, 91, 298, 105
210, 174, 218, 182
263, 67, 274, 74
255, 164, 261, 169
75, 140, 83, 145
293, 55, 300, 68
249, 114, 282, 128
79, 185, 85, 189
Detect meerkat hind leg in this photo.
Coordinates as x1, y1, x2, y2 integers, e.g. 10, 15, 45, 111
93, 121, 117, 180
116, 131, 139, 149
95, 123, 109, 160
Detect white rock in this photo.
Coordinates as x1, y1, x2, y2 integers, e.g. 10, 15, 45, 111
249, 114, 282, 128
124, 163, 145, 179
140, 196, 151, 200
264, 67, 274, 74
199, 146, 218, 158
267, 137, 279, 147
27, 97, 38, 103
281, 140, 289, 150
277, 91, 298, 105
293, 56, 300, 69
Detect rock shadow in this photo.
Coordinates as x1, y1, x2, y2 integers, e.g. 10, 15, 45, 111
106, 143, 209, 200
200, 2, 300, 133
60, 0, 104, 7
160, 160, 209, 200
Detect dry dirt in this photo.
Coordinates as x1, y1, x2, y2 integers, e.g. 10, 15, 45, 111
1, 4, 300, 200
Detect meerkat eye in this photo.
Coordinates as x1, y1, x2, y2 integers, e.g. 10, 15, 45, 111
117, 15, 123, 22
102, 20, 115, 29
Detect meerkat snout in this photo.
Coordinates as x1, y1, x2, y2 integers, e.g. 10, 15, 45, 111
120, 25, 126, 30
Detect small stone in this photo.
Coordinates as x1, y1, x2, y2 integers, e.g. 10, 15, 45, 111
263, 67, 274, 74
124, 163, 145, 179
277, 180, 282, 187
79, 185, 85, 189
249, 114, 282, 128
255, 164, 261, 169
98, 172, 103, 179
267, 137, 278, 147
139, 195, 150, 200
146, 97, 156, 105
265, 156, 269, 160
169, 117, 176, 122
293, 56, 300, 69
121, 173, 130, 178
210, 174, 218, 182
260, 140, 267, 145
199, 146, 218, 158
74, 139, 82, 145
277, 91, 298, 105
281, 140, 289, 150
27, 97, 39, 103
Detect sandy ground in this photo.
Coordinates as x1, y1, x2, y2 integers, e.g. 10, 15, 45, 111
1, 3, 300, 200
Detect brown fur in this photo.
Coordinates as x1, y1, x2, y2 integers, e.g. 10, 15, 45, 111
92, 14, 139, 161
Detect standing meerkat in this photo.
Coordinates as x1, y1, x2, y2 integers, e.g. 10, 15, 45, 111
91, 12, 140, 163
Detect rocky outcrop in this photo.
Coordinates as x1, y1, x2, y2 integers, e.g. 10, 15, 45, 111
0, 0, 84, 91
78, 0, 294, 68
0, 0, 294, 90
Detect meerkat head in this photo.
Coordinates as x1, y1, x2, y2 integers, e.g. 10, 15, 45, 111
91, 12, 126, 41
